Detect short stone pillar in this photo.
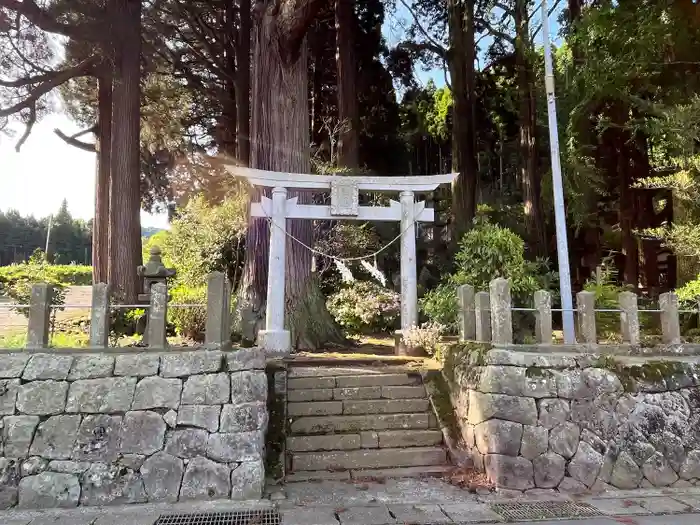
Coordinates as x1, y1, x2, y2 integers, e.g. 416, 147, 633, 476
534, 290, 553, 344
205, 272, 232, 349
458, 284, 476, 341
619, 291, 640, 346
576, 291, 596, 344
89, 283, 110, 348
659, 292, 681, 345
259, 186, 292, 353
475, 292, 491, 342
27, 283, 52, 349
489, 278, 512, 345
147, 282, 168, 349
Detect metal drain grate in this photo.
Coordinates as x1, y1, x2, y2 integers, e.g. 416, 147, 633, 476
155, 509, 281, 525
490, 501, 604, 522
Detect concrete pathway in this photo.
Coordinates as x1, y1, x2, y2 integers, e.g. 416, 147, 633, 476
1, 481, 699, 525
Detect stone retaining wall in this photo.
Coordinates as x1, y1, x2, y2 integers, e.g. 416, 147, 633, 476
0, 348, 268, 509
443, 344, 700, 493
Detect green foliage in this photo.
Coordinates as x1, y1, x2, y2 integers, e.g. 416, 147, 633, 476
582, 263, 628, 336
0, 264, 92, 287
150, 194, 247, 288
421, 213, 556, 331
419, 283, 457, 331
327, 281, 400, 334
168, 285, 207, 341
0, 262, 82, 317
28, 248, 46, 265
109, 308, 146, 345
0, 203, 91, 266
315, 223, 383, 295
677, 277, 700, 305
0, 333, 27, 349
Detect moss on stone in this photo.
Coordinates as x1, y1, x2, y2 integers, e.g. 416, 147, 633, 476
423, 371, 457, 426
593, 355, 696, 392
264, 366, 286, 481
441, 341, 491, 384
525, 366, 554, 379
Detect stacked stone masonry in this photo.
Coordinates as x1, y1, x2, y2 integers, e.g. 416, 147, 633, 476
0, 349, 268, 510
445, 346, 700, 493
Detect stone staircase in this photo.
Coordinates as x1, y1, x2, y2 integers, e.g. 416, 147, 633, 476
285, 365, 452, 481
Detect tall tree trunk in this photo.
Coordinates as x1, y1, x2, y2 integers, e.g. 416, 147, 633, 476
335, 0, 359, 169
94, 69, 112, 285
448, 0, 478, 240
220, 0, 238, 159
109, 0, 142, 303
237, 0, 252, 166
515, 0, 547, 256
237, 0, 343, 349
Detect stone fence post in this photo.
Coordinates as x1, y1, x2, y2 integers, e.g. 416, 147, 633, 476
458, 284, 475, 341
576, 291, 596, 344
205, 272, 232, 349
27, 283, 52, 349
659, 292, 681, 345
148, 282, 168, 349
534, 290, 553, 344
475, 291, 491, 342
89, 283, 110, 348
489, 278, 512, 344
619, 291, 640, 346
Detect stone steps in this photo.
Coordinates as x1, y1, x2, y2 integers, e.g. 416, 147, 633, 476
285, 365, 450, 480
292, 446, 448, 471
286, 465, 454, 482
286, 429, 444, 452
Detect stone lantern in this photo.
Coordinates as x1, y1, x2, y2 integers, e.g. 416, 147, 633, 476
137, 246, 176, 343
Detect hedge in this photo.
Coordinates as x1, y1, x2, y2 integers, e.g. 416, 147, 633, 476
0, 264, 93, 287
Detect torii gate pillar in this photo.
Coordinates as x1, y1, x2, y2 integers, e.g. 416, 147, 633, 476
400, 190, 418, 329
258, 186, 291, 353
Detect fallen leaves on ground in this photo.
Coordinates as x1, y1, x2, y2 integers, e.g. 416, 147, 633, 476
444, 466, 494, 493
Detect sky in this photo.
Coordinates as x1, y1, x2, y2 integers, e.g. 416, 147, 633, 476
0, 3, 561, 229
0, 115, 170, 229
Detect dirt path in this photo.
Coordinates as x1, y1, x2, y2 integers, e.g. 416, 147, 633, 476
0, 286, 92, 335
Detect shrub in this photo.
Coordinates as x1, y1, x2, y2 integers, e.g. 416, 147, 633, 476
582, 264, 627, 337
327, 281, 400, 334
0, 263, 92, 287
168, 285, 208, 341
421, 215, 556, 333
110, 307, 146, 344
402, 322, 445, 355
418, 283, 458, 331
0, 263, 69, 318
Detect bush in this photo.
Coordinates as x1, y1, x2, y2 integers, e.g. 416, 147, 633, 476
421, 214, 556, 332
327, 281, 400, 334
0, 263, 92, 287
0, 263, 70, 318
582, 264, 627, 337
402, 322, 445, 355
168, 285, 208, 341
156, 194, 247, 288
418, 283, 458, 331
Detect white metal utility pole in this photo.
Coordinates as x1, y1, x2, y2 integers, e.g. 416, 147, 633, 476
542, 0, 576, 343
45, 214, 53, 256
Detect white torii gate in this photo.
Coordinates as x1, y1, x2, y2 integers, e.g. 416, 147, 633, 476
226, 166, 458, 353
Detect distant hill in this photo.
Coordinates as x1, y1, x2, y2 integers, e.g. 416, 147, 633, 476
142, 227, 163, 239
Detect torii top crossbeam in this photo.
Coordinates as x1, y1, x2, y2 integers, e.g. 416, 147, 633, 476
227, 166, 457, 192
